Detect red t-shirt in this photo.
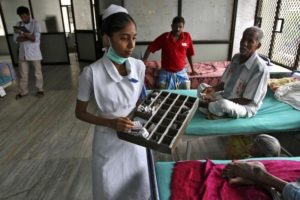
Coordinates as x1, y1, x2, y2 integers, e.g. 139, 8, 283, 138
148, 32, 195, 72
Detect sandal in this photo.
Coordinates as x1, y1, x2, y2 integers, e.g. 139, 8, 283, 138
36, 91, 44, 97
15, 93, 27, 100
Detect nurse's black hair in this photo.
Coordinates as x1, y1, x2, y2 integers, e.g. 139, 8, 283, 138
101, 12, 136, 36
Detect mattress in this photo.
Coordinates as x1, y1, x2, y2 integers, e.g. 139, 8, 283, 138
168, 89, 300, 136
144, 61, 229, 89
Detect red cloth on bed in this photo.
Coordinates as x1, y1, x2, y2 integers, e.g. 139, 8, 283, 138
171, 160, 300, 200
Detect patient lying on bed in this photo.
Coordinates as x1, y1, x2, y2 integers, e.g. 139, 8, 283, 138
227, 134, 281, 165
222, 161, 300, 200
249, 134, 281, 157
197, 26, 269, 120
171, 159, 300, 200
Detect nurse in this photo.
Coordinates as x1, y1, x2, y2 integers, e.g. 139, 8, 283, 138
75, 5, 150, 200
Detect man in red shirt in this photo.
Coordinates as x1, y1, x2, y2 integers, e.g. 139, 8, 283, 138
143, 16, 196, 89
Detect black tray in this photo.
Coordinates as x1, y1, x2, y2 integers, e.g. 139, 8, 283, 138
117, 90, 199, 154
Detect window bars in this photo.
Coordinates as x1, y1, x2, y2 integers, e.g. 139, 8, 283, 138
255, 0, 300, 70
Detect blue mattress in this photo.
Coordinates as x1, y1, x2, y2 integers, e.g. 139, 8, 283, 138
169, 90, 300, 136
155, 157, 300, 200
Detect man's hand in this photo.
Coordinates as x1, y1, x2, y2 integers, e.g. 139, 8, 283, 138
14, 27, 22, 33
202, 87, 216, 101
17, 32, 35, 42
16, 36, 26, 42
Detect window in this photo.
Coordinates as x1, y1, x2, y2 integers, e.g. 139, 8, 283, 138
0, 15, 4, 36
255, 0, 300, 70
91, 0, 97, 41
61, 0, 71, 6
60, 0, 74, 34
62, 6, 74, 33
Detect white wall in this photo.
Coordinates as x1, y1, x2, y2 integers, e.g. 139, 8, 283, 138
125, 0, 178, 41
99, 0, 258, 61
99, 0, 122, 13
232, 0, 257, 56
73, 0, 93, 30
182, 0, 234, 41
31, 0, 64, 32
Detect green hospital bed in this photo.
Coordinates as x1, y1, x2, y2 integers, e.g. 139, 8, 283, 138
146, 89, 300, 199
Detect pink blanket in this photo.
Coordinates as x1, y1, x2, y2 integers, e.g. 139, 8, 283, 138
171, 160, 300, 200
144, 60, 230, 89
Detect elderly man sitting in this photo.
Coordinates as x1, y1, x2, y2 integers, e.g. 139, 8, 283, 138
198, 26, 270, 119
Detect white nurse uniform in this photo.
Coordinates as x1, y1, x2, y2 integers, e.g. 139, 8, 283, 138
77, 54, 150, 200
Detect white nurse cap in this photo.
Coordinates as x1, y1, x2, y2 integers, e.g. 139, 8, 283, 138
102, 4, 128, 20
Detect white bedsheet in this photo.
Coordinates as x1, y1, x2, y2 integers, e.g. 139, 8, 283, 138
275, 81, 300, 110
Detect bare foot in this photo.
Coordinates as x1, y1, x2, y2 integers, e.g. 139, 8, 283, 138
207, 112, 225, 120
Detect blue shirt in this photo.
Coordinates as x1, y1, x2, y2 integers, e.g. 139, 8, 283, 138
283, 182, 300, 200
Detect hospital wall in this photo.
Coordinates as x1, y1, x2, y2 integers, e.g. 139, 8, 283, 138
0, 0, 257, 62
99, 0, 257, 62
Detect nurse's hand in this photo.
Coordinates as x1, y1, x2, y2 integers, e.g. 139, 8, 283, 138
111, 117, 134, 132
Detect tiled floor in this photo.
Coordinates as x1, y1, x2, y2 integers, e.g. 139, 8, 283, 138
0, 54, 95, 199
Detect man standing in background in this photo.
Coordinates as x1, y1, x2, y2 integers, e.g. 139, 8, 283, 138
13, 6, 44, 99
143, 16, 197, 89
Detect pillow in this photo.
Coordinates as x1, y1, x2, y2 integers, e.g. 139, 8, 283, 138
268, 77, 299, 92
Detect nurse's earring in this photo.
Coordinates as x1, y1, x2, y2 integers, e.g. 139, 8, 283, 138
102, 35, 110, 51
